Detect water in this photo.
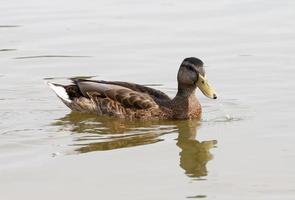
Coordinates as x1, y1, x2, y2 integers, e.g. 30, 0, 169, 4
1, 0, 295, 199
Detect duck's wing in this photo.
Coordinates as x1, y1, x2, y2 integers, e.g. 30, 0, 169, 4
74, 79, 171, 102
74, 80, 159, 109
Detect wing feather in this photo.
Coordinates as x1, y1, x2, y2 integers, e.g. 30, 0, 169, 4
73, 79, 171, 103
75, 80, 158, 110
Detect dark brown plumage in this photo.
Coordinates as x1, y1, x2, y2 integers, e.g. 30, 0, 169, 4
48, 57, 217, 120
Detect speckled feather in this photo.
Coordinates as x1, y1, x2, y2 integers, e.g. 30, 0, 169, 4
60, 80, 172, 120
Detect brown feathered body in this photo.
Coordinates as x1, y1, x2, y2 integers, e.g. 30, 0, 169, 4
50, 79, 201, 120
48, 57, 215, 120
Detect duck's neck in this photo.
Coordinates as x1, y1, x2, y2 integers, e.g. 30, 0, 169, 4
171, 84, 201, 119
176, 83, 196, 97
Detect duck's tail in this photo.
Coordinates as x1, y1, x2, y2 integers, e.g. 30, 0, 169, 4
47, 81, 72, 103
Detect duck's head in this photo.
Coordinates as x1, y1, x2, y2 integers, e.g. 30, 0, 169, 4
177, 57, 217, 99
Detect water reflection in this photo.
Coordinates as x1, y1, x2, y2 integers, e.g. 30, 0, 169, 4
176, 120, 217, 178
54, 113, 176, 152
54, 112, 217, 177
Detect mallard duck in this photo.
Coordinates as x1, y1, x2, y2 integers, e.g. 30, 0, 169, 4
48, 57, 217, 120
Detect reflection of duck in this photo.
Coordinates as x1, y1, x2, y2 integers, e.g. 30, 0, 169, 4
176, 120, 217, 178
54, 112, 176, 152
54, 113, 217, 178
48, 57, 217, 120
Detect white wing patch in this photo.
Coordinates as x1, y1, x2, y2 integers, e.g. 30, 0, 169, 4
47, 82, 71, 103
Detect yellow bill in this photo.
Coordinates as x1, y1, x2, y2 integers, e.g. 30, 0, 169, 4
196, 74, 217, 99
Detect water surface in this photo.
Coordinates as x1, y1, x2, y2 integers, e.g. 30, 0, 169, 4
1, 0, 295, 199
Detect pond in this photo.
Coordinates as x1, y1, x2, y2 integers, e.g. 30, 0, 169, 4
0, 0, 295, 199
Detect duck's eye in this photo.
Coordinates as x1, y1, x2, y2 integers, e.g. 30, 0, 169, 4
187, 65, 195, 71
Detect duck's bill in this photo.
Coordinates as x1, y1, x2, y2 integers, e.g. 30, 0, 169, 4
196, 74, 217, 99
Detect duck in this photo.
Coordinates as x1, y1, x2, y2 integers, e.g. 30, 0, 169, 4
47, 57, 217, 120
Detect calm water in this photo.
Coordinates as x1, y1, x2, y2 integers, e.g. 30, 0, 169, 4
1, 0, 295, 199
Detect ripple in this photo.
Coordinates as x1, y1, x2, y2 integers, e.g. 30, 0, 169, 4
186, 195, 207, 199
0, 49, 17, 52
1, 128, 43, 135
0, 25, 21, 28
14, 55, 92, 59
0, 98, 15, 101
202, 115, 243, 123
201, 98, 250, 123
